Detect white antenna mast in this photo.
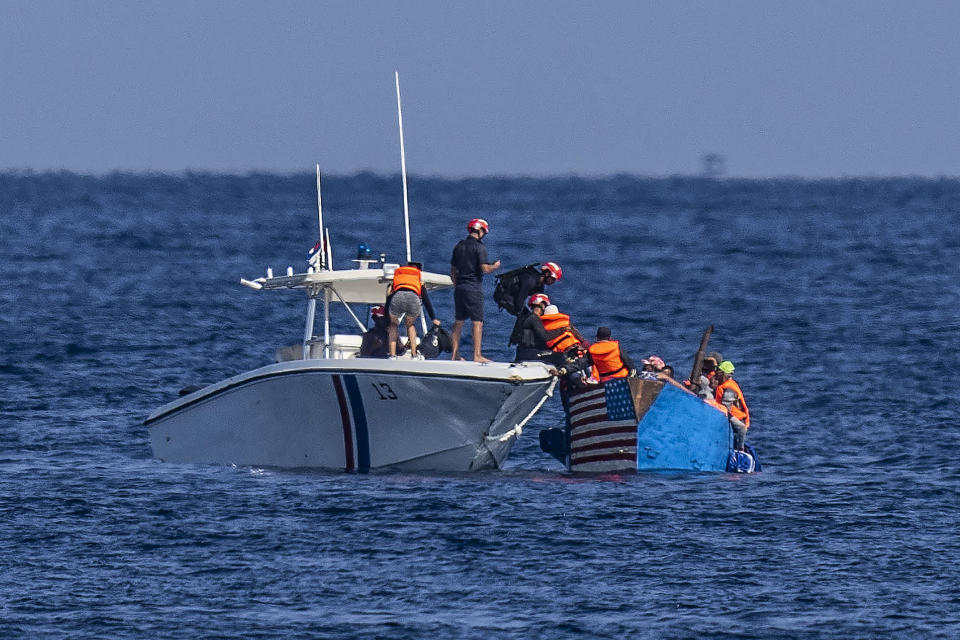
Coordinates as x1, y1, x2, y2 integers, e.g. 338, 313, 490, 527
315, 164, 326, 270
395, 71, 412, 264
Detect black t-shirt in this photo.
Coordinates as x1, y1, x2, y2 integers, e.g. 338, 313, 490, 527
450, 235, 489, 286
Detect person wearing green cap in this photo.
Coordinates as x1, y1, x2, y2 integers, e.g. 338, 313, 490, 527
717, 360, 735, 375
714, 360, 750, 451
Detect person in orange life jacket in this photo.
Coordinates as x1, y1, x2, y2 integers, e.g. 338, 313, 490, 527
538, 304, 590, 382
588, 327, 636, 383
387, 261, 439, 359
449, 218, 501, 362
539, 304, 585, 354
714, 360, 750, 451
359, 305, 392, 358
514, 293, 557, 362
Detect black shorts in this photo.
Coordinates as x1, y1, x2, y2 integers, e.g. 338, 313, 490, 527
454, 285, 484, 322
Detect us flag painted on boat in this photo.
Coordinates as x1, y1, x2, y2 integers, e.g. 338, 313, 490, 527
567, 380, 638, 472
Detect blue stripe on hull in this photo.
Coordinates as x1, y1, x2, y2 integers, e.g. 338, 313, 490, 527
331, 375, 355, 471
636, 384, 731, 471
343, 375, 370, 472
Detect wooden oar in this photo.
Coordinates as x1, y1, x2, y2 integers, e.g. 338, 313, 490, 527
687, 325, 714, 393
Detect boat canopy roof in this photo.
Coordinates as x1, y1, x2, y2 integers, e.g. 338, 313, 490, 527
256, 266, 453, 304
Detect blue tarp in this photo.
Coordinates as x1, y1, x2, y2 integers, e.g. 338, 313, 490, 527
635, 383, 731, 471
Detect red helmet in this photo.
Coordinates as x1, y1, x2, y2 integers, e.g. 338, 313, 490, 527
541, 262, 562, 281
467, 218, 489, 234
528, 293, 550, 309
370, 305, 386, 318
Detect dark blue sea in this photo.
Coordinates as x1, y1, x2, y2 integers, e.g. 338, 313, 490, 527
2, 172, 959, 638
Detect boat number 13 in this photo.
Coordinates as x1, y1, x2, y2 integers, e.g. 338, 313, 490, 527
372, 382, 398, 400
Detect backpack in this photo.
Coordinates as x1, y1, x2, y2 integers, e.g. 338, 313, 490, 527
493, 263, 540, 316
420, 324, 453, 359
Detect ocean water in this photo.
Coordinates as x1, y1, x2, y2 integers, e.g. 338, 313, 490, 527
2, 172, 959, 638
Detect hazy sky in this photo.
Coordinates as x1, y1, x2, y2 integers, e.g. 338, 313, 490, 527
2, 1, 959, 177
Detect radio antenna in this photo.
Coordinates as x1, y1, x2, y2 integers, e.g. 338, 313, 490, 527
315, 164, 326, 269
395, 71, 412, 264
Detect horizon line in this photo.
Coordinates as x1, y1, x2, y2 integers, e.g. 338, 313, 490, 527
2, 168, 959, 182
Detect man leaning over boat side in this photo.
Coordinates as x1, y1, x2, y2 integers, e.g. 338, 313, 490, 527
449, 218, 500, 362
387, 261, 438, 360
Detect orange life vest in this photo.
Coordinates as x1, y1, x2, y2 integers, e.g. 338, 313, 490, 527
540, 312, 579, 353
391, 265, 422, 296
715, 378, 750, 427
588, 340, 628, 382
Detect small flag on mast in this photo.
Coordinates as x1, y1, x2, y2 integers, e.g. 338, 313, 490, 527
307, 238, 325, 269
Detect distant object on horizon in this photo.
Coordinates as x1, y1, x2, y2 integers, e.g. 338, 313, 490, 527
701, 153, 727, 178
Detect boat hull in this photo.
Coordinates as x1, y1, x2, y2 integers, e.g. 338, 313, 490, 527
544, 377, 758, 472
147, 359, 555, 472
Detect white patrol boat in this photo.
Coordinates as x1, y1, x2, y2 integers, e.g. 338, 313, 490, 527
146, 73, 556, 472
145, 260, 556, 472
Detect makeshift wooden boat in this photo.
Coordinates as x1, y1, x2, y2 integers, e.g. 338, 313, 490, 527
539, 376, 760, 473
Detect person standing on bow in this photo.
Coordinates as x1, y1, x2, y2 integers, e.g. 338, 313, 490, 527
449, 218, 500, 362
588, 327, 635, 383
387, 261, 438, 359
714, 360, 750, 451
